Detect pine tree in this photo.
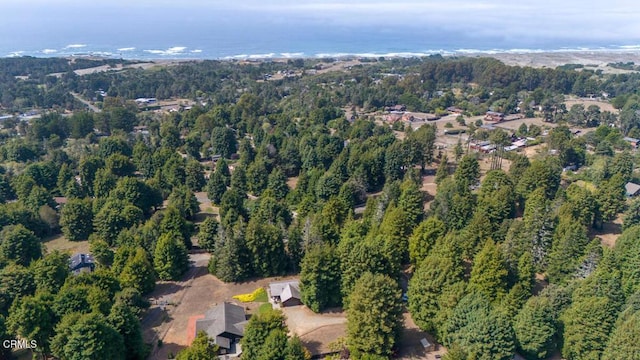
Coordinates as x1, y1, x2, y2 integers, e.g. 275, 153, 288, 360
444, 293, 515, 360
267, 168, 289, 201
347, 272, 403, 358
408, 217, 446, 266
119, 247, 156, 295
435, 155, 450, 185
468, 240, 508, 302
514, 296, 559, 359
408, 252, 464, 336
299, 244, 342, 312
523, 188, 554, 270
153, 232, 189, 281
602, 311, 640, 360
206, 170, 227, 205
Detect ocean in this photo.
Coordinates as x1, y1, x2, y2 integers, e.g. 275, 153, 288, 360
1, 2, 639, 60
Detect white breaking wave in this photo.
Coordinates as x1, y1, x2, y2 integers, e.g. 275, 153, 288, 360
280, 52, 305, 58
143, 46, 188, 56
190, 49, 203, 53
64, 44, 87, 49
42, 49, 57, 54
117, 47, 136, 52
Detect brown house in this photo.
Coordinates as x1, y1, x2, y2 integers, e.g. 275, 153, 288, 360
484, 111, 504, 122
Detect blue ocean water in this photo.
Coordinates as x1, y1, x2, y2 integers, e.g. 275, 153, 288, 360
1, 2, 638, 60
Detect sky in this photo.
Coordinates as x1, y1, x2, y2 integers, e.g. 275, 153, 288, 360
1, 0, 640, 55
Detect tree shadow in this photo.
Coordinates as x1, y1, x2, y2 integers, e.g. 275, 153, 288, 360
141, 307, 174, 329
148, 282, 185, 301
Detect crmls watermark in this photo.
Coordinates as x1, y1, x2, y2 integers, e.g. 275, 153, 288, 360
2, 339, 37, 349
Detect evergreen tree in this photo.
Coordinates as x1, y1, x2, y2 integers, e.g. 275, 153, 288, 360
398, 180, 424, 228
408, 251, 464, 336
623, 197, 640, 230
107, 302, 147, 360
247, 159, 269, 196
435, 155, 450, 185
513, 296, 558, 360
208, 221, 250, 282
347, 272, 403, 359
51, 312, 125, 360
340, 238, 396, 306
185, 160, 206, 192
197, 216, 219, 252
153, 232, 189, 281
32, 250, 70, 294
119, 247, 156, 295
245, 219, 286, 277
561, 296, 617, 360
7, 292, 56, 357
444, 293, 515, 360
299, 244, 342, 312
454, 154, 479, 191
546, 218, 590, 284
615, 225, 640, 296
408, 217, 446, 266
241, 309, 287, 360
596, 173, 626, 222
522, 188, 554, 270
0, 224, 42, 266
176, 331, 220, 360
206, 170, 227, 204
602, 311, 640, 360
468, 240, 508, 302
267, 168, 289, 201
230, 165, 248, 194
285, 336, 311, 360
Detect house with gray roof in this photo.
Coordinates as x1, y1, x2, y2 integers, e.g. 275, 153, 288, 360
69, 253, 95, 275
626, 182, 640, 197
195, 302, 247, 355
269, 280, 302, 307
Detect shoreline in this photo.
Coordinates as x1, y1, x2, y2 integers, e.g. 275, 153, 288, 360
8, 49, 640, 71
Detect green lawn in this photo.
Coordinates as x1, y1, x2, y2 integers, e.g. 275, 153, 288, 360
42, 234, 90, 254
257, 303, 273, 314
254, 288, 268, 303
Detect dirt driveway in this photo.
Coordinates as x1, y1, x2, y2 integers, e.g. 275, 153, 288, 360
282, 306, 346, 336
282, 306, 347, 357
142, 253, 293, 359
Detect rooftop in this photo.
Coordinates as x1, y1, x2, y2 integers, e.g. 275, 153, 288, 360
195, 302, 247, 348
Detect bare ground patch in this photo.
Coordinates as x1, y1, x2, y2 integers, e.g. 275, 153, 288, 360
143, 255, 298, 360
591, 214, 623, 248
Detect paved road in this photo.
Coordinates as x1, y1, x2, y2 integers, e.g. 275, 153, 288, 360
70, 92, 102, 113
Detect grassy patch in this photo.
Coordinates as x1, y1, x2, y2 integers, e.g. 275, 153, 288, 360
258, 303, 273, 314
42, 234, 90, 254
233, 287, 268, 303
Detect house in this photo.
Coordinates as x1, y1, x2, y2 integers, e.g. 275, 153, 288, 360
269, 280, 302, 307
135, 97, 157, 105
420, 338, 436, 352
503, 114, 524, 122
69, 253, 95, 275
624, 137, 639, 149
384, 104, 406, 112
470, 141, 491, 151
484, 111, 504, 122
446, 106, 464, 114
384, 113, 403, 123
626, 182, 640, 197
195, 302, 248, 355
402, 113, 424, 122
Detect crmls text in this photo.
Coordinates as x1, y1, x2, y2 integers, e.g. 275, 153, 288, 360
3, 339, 37, 349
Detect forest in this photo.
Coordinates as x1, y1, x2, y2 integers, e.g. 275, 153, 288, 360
0, 54, 639, 360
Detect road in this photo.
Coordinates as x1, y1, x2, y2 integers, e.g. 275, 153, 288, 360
70, 92, 102, 113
